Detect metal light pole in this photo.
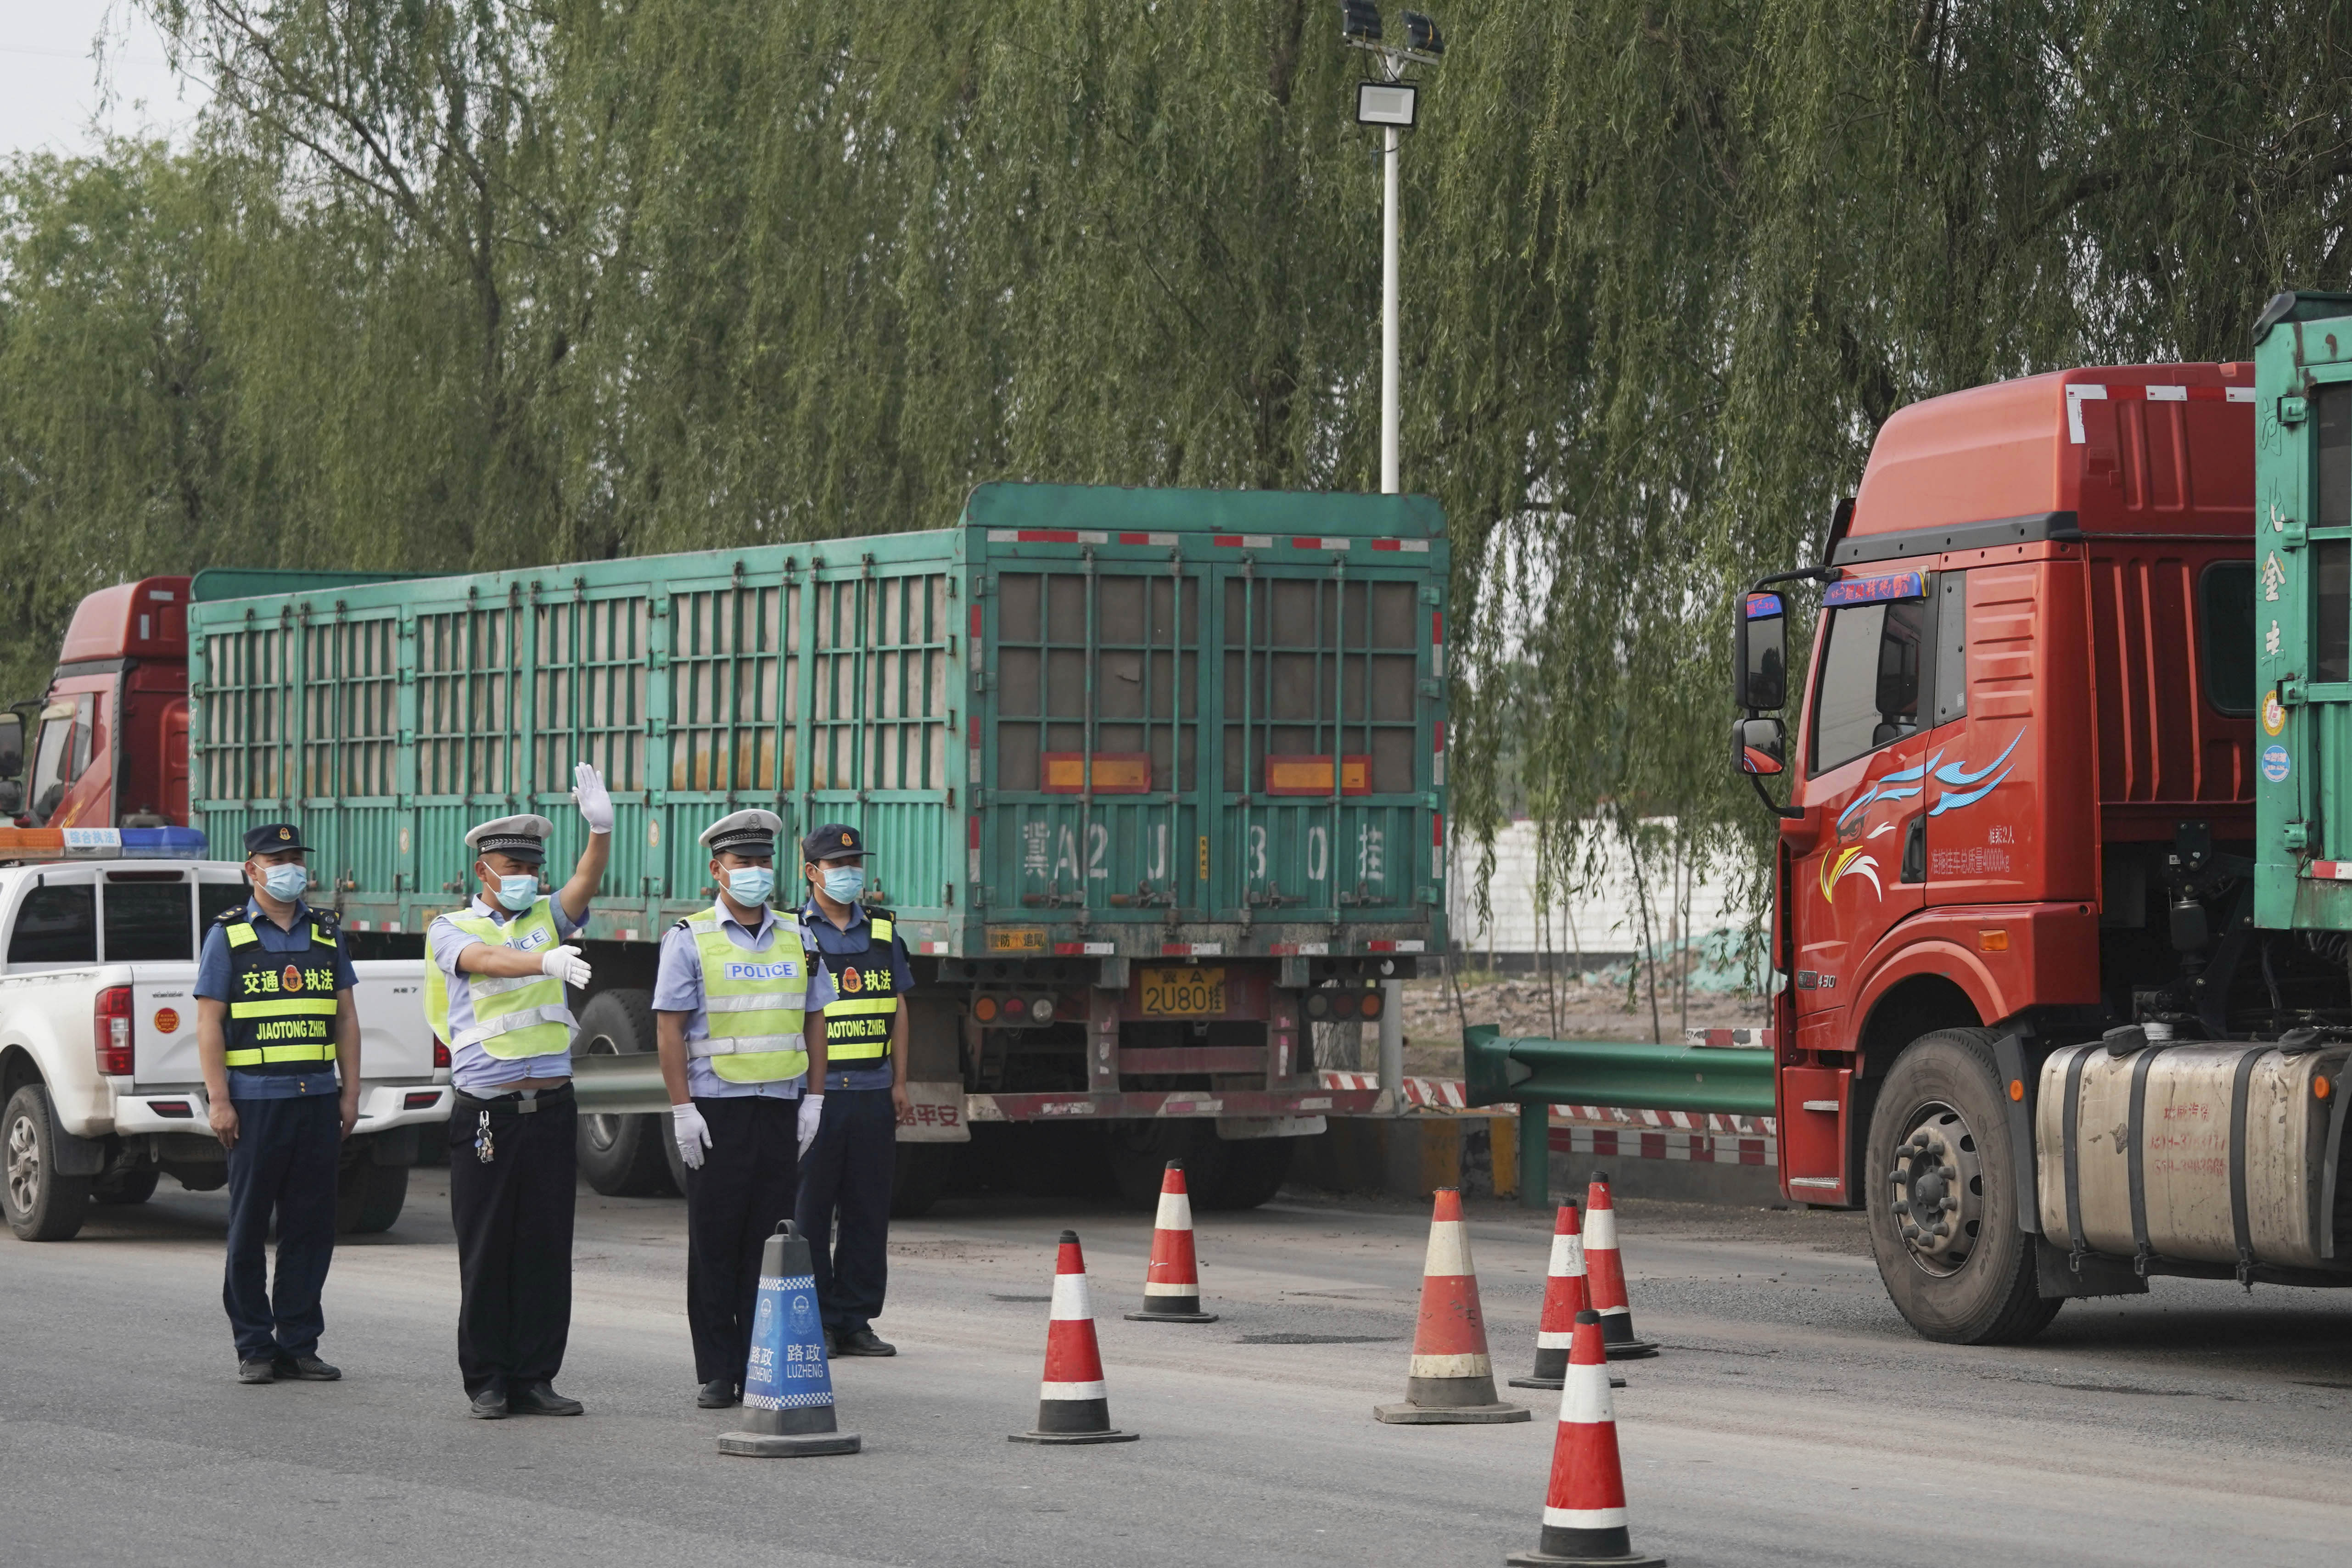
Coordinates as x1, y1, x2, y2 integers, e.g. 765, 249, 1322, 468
1344, 6, 1440, 1105
1380, 58, 1402, 497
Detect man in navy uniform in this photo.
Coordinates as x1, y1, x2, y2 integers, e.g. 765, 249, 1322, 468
793, 823, 914, 1357
196, 823, 361, 1384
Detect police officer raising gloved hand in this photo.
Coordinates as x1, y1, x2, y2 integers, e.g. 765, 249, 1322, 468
423, 763, 611, 1420
652, 810, 833, 1410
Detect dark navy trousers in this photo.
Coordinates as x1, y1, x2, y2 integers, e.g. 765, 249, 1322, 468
684, 1095, 800, 1385
222, 1093, 342, 1361
793, 1087, 896, 1335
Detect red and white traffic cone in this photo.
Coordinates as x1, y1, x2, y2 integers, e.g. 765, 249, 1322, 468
1505, 1310, 1666, 1567
1009, 1230, 1140, 1445
1510, 1202, 1624, 1392
1124, 1159, 1217, 1323
1583, 1173, 1657, 1360
1374, 1187, 1530, 1425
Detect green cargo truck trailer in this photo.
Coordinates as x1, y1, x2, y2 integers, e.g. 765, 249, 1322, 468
177, 483, 1450, 1207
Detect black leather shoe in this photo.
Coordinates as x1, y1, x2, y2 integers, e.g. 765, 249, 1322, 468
836, 1329, 896, 1357
274, 1354, 341, 1382
468, 1388, 508, 1419
237, 1357, 277, 1384
508, 1380, 584, 1416
696, 1378, 738, 1409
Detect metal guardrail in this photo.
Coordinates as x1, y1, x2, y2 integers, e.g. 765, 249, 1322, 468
1461, 1022, 1776, 1118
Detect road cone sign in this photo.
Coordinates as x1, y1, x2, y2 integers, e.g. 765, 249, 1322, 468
1511, 1202, 1624, 1392
1583, 1173, 1658, 1360
1125, 1159, 1217, 1324
719, 1222, 861, 1457
1505, 1310, 1666, 1567
1010, 1230, 1141, 1445
1375, 1187, 1530, 1425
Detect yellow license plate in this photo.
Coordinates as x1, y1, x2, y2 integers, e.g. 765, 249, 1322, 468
1140, 967, 1226, 1017
987, 927, 1047, 952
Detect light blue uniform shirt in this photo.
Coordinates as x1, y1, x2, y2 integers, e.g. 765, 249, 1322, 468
427, 895, 586, 1095
653, 902, 837, 1100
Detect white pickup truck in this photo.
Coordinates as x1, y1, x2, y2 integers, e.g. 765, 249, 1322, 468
0, 852, 449, 1242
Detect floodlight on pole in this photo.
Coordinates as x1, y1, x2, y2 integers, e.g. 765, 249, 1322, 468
1339, 3, 1442, 498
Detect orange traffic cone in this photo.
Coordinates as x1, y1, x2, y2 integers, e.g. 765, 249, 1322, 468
1125, 1159, 1216, 1323
1583, 1174, 1657, 1360
1510, 1202, 1623, 1392
1374, 1188, 1529, 1425
1009, 1231, 1140, 1445
1505, 1310, 1666, 1566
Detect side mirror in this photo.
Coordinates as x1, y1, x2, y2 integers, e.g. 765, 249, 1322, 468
0, 712, 20, 782
1733, 717, 1786, 777
1734, 593, 1787, 711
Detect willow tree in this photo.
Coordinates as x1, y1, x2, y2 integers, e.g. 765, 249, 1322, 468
4, 0, 2345, 915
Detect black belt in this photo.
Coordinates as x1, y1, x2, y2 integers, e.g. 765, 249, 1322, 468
454, 1083, 574, 1115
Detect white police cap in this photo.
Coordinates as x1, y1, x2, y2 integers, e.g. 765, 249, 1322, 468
466, 813, 557, 864
700, 808, 784, 857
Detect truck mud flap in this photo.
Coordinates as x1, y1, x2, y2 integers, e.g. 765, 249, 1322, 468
2033, 1237, 2146, 1299
1992, 1032, 2037, 1235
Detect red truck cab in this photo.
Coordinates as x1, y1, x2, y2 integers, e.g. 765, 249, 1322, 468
1741, 365, 2259, 1205
15, 577, 192, 832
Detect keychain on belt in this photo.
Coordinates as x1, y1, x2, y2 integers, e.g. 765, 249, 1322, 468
473, 1109, 496, 1164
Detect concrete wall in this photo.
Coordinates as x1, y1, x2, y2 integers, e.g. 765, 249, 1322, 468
1448, 818, 1758, 972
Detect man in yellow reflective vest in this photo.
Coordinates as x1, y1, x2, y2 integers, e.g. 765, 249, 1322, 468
424, 766, 610, 1420
793, 822, 913, 1357
653, 809, 833, 1408
195, 823, 360, 1385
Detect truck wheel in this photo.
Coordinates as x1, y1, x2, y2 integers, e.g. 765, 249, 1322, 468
890, 1143, 954, 1218
3, 1085, 93, 1242
573, 989, 678, 1197
1193, 1136, 1296, 1211
336, 1160, 409, 1234
93, 1168, 160, 1206
1865, 1027, 2060, 1345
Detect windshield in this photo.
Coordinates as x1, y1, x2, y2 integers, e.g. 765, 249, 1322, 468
26, 696, 90, 827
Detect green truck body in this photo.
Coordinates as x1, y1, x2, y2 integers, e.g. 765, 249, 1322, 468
182, 483, 1449, 1201
2254, 293, 2352, 927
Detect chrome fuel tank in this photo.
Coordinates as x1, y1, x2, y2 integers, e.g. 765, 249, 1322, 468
2035, 1042, 2351, 1269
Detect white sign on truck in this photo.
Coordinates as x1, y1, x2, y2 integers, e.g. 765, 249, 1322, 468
0, 836, 447, 1242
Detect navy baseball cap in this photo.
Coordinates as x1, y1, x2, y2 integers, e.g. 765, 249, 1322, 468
801, 823, 865, 862
242, 823, 311, 855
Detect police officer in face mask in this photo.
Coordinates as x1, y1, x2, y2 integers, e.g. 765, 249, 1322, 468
194, 824, 360, 1385
653, 810, 834, 1408
793, 823, 914, 1357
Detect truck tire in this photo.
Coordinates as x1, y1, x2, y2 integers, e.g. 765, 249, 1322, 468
890, 1142, 954, 1218
336, 1160, 409, 1234
573, 989, 678, 1197
1865, 1027, 2061, 1345
3, 1084, 93, 1242
1107, 1122, 1295, 1211
93, 1167, 160, 1206
1193, 1135, 1296, 1211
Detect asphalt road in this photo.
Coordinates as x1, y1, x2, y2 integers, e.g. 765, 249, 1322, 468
8, 1170, 2352, 1568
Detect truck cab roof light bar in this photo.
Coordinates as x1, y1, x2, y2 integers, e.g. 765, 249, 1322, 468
0, 825, 208, 864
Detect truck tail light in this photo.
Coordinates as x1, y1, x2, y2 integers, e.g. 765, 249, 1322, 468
1357, 989, 1385, 1021
1030, 996, 1056, 1024
1002, 995, 1029, 1020
95, 986, 134, 1075
433, 1040, 451, 1069
973, 996, 999, 1023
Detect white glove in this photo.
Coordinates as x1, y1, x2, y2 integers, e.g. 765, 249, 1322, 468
797, 1093, 825, 1158
539, 943, 592, 987
671, 1102, 711, 1170
571, 762, 614, 835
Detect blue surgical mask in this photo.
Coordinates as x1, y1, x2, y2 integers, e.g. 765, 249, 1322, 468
822, 866, 865, 902
491, 872, 539, 912
727, 866, 777, 906
261, 863, 308, 901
